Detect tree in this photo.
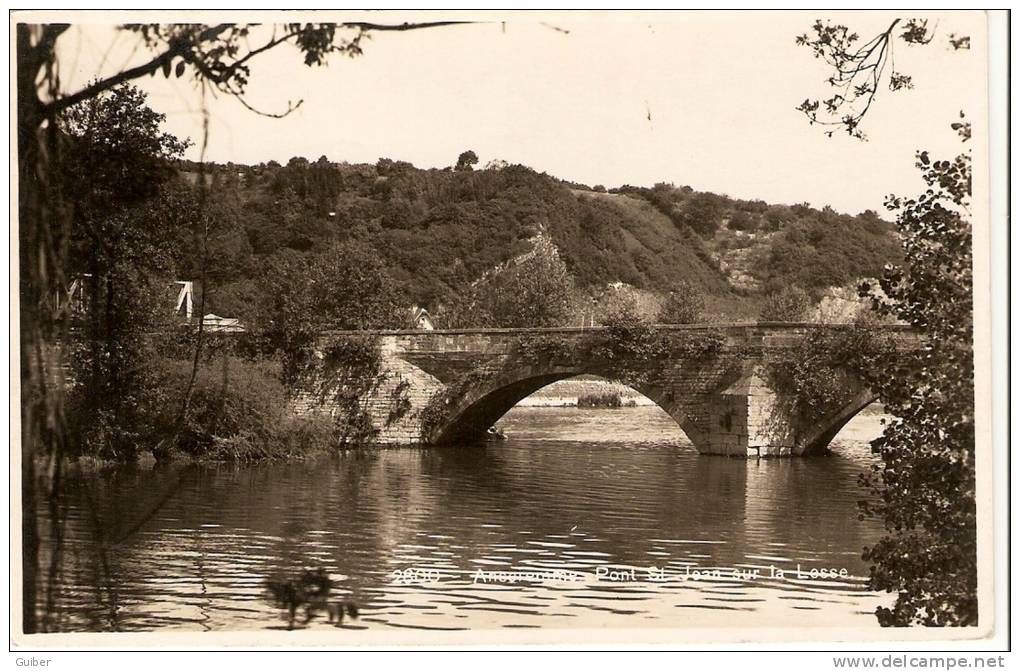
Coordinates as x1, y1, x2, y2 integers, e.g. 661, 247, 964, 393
453, 237, 574, 328
455, 149, 479, 172
658, 281, 705, 324
592, 285, 651, 326
58, 84, 194, 460
21, 22, 468, 126
248, 243, 403, 382
759, 286, 811, 322
61, 83, 191, 222
856, 134, 975, 626
796, 16, 978, 625
727, 210, 757, 232
796, 18, 970, 139
680, 192, 725, 237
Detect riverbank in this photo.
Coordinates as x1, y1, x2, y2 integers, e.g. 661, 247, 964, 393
518, 376, 654, 407
63, 390, 889, 467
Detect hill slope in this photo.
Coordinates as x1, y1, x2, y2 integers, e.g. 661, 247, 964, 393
181, 158, 901, 322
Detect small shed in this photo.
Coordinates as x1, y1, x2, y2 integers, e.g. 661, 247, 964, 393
202, 314, 245, 333
409, 306, 435, 330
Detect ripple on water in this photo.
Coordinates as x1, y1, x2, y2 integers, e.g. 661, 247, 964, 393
40, 405, 891, 631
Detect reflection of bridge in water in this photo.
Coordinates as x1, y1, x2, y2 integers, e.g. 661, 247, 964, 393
298, 323, 917, 457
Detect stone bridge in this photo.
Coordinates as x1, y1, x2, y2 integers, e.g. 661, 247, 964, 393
295, 323, 916, 457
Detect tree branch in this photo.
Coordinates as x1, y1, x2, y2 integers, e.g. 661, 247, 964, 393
36, 21, 470, 119
38, 24, 232, 117
339, 20, 472, 32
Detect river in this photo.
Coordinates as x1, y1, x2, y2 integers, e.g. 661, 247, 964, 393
37, 404, 891, 633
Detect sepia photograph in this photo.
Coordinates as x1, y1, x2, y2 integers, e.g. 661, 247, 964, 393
9, 8, 1007, 655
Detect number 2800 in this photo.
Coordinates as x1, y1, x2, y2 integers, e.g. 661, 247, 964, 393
390, 568, 441, 584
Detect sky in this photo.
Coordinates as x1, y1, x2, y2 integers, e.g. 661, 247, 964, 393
50, 10, 986, 215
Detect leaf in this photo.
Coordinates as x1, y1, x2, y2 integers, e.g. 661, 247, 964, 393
175, 61, 186, 78
162, 59, 172, 78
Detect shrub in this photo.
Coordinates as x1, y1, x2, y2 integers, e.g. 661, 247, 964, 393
763, 324, 896, 431
577, 391, 622, 408
658, 281, 705, 324
679, 192, 725, 237
727, 210, 758, 232
592, 284, 661, 326
596, 289, 642, 326
759, 286, 812, 322
149, 357, 337, 461
313, 335, 386, 447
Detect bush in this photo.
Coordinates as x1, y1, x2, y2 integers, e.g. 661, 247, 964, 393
759, 286, 812, 322
679, 192, 725, 237
594, 289, 642, 326
727, 210, 758, 232
763, 324, 895, 430
577, 391, 622, 408
658, 281, 705, 324
590, 284, 663, 326
151, 357, 337, 461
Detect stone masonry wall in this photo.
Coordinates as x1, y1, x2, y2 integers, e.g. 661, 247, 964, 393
292, 324, 912, 456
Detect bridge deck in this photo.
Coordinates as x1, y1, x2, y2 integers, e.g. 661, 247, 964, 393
321, 322, 915, 337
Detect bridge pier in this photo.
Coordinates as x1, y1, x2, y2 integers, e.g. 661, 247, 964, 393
700, 369, 798, 457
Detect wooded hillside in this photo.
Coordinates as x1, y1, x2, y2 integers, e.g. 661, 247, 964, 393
179, 156, 901, 322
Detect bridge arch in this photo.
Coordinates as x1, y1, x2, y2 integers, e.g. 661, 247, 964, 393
426, 364, 707, 449
795, 388, 881, 456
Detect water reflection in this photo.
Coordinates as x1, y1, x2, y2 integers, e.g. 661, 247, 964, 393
39, 405, 890, 631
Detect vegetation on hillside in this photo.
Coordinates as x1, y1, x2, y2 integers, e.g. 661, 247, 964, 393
178, 155, 901, 324
612, 182, 902, 294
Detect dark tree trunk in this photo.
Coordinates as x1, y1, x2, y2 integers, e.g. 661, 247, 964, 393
17, 22, 43, 636
16, 22, 71, 635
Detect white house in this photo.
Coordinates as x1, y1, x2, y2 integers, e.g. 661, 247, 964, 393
175, 281, 194, 319
409, 306, 435, 330
202, 313, 245, 333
